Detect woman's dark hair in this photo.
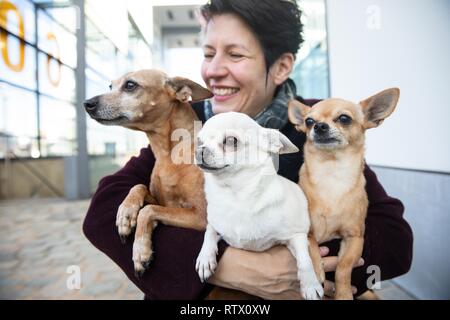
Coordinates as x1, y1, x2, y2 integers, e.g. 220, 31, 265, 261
200, 0, 304, 73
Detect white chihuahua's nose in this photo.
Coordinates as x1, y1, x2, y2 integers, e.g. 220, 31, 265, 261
195, 146, 213, 165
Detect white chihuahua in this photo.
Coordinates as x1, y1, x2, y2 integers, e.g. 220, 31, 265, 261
194, 112, 324, 300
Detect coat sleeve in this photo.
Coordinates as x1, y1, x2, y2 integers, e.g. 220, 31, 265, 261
82, 146, 218, 299
322, 164, 414, 296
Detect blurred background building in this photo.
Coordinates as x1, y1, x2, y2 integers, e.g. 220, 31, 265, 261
0, 0, 449, 299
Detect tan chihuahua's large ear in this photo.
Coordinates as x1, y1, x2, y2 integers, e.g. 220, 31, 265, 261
288, 100, 310, 132
360, 88, 400, 129
167, 77, 213, 103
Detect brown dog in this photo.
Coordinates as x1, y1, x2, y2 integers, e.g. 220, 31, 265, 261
84, 69, 212, 276
288, 88, 400, 299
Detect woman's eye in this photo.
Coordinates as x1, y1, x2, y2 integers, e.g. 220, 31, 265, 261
338, 114, 352, 125
124, 81, 137, 92
203, 52, 214, 59
230, 53, 244, 59
223, 136, 238, 149
305, 118, 315, 127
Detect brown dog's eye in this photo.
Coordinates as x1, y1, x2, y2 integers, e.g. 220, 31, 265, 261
223, 136, 238, 150
124, 80, 138, 92
305, 118, 315, 128
337, 114, 352, 125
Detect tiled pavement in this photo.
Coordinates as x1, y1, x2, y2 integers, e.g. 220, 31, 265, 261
0, 198, 142, 300
0, 198, 415, 300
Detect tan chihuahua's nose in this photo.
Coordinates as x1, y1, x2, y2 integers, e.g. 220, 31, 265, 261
84, 96, 99, 113
314, 122, 329, 135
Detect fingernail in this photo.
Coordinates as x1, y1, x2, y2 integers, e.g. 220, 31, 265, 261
358, 258, 365, 266
352, 287, 357, 294
320, 246, 329, 256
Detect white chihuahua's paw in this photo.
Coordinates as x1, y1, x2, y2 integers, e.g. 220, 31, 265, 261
300, 274, 324, 300
116, 202, 140, 243
195, 250, 218, 283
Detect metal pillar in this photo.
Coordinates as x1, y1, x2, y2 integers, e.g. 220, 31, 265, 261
72, 0, 90, 199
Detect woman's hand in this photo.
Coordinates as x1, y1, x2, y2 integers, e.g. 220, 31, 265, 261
208, 245, 363, 300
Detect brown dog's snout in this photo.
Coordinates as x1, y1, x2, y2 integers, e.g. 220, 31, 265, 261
84, 96, 99, 113
314, 122, 329, 135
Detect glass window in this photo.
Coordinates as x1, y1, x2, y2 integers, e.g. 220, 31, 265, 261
37, 8, 77, 68
292, 0, 330, 99
0, 134, 39, 158
38, 51, 76, 103
0, 81, 39, 158
85, 17, 117, 78
0, 36, 37, 90
38, 6, 78, 34
0, 82, 38, 138
85, 68, 109, 98
0, 0, 36, 44
39, 95, 76, 156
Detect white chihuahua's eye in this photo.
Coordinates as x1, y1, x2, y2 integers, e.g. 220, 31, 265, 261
337, 114, 352, 125
223, 136, 238, 150
305, 118, 315, 128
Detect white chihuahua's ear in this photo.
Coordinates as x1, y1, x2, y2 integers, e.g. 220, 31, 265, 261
263, 129, 299, 155
288, 100, 310, 132
167, 77, 213, 103
360, 88, 400, 129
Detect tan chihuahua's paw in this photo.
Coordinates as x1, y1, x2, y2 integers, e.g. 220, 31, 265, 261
334, 289, 354, 300
132, 236, 153, 278
195, 251, 217, 283
116, 202, 141, 242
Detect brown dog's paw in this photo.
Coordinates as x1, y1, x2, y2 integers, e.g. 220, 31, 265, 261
116, 202, 141, 241
132, 236, 153, 277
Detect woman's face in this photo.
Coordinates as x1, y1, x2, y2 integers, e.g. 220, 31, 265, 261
201, 14, 278, 117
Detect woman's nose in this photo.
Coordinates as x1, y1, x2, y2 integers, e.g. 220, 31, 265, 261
204, 54, 228, 79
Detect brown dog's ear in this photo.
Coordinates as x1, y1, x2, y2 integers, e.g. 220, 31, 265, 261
288, 100, 310, 132
167, 77, 213, 103
360, 88, 400, 129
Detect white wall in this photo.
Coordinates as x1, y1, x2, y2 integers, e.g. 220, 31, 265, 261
326, 0, 450, 173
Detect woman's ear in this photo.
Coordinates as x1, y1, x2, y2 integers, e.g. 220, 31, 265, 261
269, 53, 295, 85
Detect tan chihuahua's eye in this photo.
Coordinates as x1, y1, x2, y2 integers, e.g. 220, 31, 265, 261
223, 136, 238, 150
337, 114, 352, 125
124, 80, 138, 92
305, 118, 315, 128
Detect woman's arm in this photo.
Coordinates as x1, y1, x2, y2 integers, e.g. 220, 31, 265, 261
209, 165, 413, 298
83, 146, 216, 299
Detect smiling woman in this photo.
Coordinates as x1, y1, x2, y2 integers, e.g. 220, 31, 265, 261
200, 12, 298, 119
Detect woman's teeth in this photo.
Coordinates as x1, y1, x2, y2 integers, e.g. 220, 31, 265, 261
213, 88, 239, 96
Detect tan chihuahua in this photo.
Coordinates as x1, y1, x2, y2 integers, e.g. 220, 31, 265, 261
288, 88, 400, 299
84, 69, 212, 276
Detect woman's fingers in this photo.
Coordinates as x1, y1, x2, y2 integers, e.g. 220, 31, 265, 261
319, 246, 329, 256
